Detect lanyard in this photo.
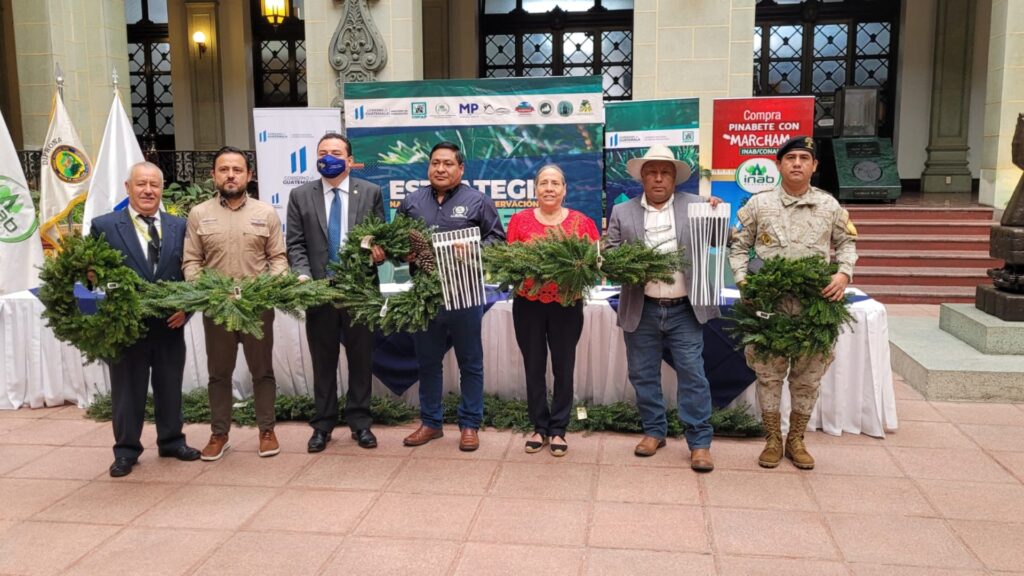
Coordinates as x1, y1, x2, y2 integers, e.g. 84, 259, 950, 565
131, 214, 160, 244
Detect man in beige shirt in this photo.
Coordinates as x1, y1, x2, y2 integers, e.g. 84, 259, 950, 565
183, 146, 288, 460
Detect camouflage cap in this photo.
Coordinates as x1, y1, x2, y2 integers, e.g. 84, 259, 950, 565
775, 136, 816, 161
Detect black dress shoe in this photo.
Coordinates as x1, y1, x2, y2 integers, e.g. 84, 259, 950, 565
158, 445, 202, 461
352, 428, 378, 449
308, 429, 332, 453
109, 457, 136, 478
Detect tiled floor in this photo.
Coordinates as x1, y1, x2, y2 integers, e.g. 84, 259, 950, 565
1, 304, 1023, 575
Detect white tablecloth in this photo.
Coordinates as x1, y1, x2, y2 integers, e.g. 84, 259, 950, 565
0, 289, 898, 437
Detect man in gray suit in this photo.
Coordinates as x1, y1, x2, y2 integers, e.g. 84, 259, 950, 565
605, 145, 721, 472
286, 132, 385, 452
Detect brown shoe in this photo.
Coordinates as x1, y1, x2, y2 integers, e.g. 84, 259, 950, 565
690, 448, 714, 472
459, 427, 480, 452
403, 425, 443, 447
201, 433, 230, 461
258, 429, 280, 458
634, 435, 666, 457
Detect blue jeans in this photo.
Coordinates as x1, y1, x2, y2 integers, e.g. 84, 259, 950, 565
623, 299, 713, 449
413, 305, 485, 430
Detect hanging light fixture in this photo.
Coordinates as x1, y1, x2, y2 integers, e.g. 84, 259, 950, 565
260, 0, 290, 26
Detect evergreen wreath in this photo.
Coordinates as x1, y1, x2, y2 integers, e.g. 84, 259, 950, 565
327, 214, 444, 334
727, 255, 856, 359
37, 235, 149, 363
483, 230, 685, 305
141, 271, 340, 339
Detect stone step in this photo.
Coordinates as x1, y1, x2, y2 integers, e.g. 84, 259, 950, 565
855, 220, 996, 236
939, 303, 1024, 355
856, 235, 990, 251
845, 206, 994, 221
855, 267, 990, 287
889, 315, 1024, 401
857, 250, 1002, 269
856, 284, 977, 304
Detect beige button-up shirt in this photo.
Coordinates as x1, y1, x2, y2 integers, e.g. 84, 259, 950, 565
182, 194, 289, 281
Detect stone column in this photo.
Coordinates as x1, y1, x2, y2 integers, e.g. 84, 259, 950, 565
980, 0, 1024, 209
632, 0, 755, 194
921, 0, 977, 193
305, 0, 422, 110
10, 0, 130, 153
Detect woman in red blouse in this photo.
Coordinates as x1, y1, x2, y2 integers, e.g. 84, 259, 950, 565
507, 164, 599, 456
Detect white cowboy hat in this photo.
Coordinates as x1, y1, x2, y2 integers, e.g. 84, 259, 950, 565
625, 144, 693, 185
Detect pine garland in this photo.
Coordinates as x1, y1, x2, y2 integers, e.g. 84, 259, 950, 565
727, 256, 856, 359
483, 232, 684, 305
85, 391, 763, 437
142, 271, 340, 339
37, 235, 149, 363
327, 214, 444, 334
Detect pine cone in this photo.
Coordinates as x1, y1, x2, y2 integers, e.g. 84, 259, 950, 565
408, 229, 435, 273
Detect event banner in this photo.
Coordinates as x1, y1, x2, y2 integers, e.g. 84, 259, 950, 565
253, 107, 342, 231
711, 96, 815, 225
343, 76, 605, 227
603, 98, 700, 220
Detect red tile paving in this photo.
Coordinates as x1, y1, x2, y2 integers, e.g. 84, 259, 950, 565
1, 304, 1023, 575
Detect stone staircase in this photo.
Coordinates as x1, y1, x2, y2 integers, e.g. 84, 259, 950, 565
847, 205, 1001, 304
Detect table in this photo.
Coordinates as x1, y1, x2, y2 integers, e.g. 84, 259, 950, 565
0, 288, 898, 437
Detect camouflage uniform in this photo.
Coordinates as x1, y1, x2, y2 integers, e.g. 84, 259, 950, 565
729, 184, 858, 415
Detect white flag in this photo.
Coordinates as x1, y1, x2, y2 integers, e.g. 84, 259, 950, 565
39, 91, 92, 246
0, 109, 44, 294
82, 90, 144, 236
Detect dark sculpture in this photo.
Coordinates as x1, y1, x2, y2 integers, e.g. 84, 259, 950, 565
977, 113, 1024, 320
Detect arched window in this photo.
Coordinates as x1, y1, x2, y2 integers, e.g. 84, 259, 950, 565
480, 0, 634, 100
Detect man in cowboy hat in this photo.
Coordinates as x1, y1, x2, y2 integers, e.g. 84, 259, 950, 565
728, 135, 857, 471
604, 144, 722, 472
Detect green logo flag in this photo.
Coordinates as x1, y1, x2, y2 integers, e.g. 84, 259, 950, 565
0, 109, 44, 294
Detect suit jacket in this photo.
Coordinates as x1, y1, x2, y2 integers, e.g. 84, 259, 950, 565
286, 176, 385, 280
605, 192, 721, 332
90, 209, 187, 284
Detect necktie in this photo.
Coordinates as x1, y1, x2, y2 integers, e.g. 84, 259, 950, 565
140, 215, 160, 272
327, 187, 342, 263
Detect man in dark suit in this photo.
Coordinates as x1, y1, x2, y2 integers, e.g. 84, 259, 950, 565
89, 161, 200, 477
605, 145, 722, 472
286, 132, 385, 452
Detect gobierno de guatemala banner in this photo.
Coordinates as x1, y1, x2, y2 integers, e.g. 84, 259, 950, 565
711, 96, 815, 226
253, 107, 342, 232
343, 76, 605, 228
603, 98, 700, 221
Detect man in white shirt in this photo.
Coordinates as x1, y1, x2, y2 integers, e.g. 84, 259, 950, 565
604, 145, 721, 472
286, 133, 385, 452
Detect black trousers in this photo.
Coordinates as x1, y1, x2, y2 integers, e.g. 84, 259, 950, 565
512, 297, 585, 438
107, 319, 187, 460
306, 303, 375, 432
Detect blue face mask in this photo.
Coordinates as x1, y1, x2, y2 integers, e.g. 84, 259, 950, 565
317, 155, 347, 178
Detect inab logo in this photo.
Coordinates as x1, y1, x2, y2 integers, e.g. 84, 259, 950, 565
735, 157, 779, 194
258, 130, 268, 143
290, 147, 307, 174
353, 106, 365, 121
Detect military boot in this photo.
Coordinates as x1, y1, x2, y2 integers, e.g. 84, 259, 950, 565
785, 411, 815, 470
758, 411, 783, 468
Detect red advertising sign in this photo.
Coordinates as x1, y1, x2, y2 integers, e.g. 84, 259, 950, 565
710, 96, 815, 221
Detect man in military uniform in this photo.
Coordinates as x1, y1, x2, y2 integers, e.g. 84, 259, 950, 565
728, 136, 858, 470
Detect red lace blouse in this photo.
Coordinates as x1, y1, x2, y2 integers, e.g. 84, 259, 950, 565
506, 208, 600, 303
